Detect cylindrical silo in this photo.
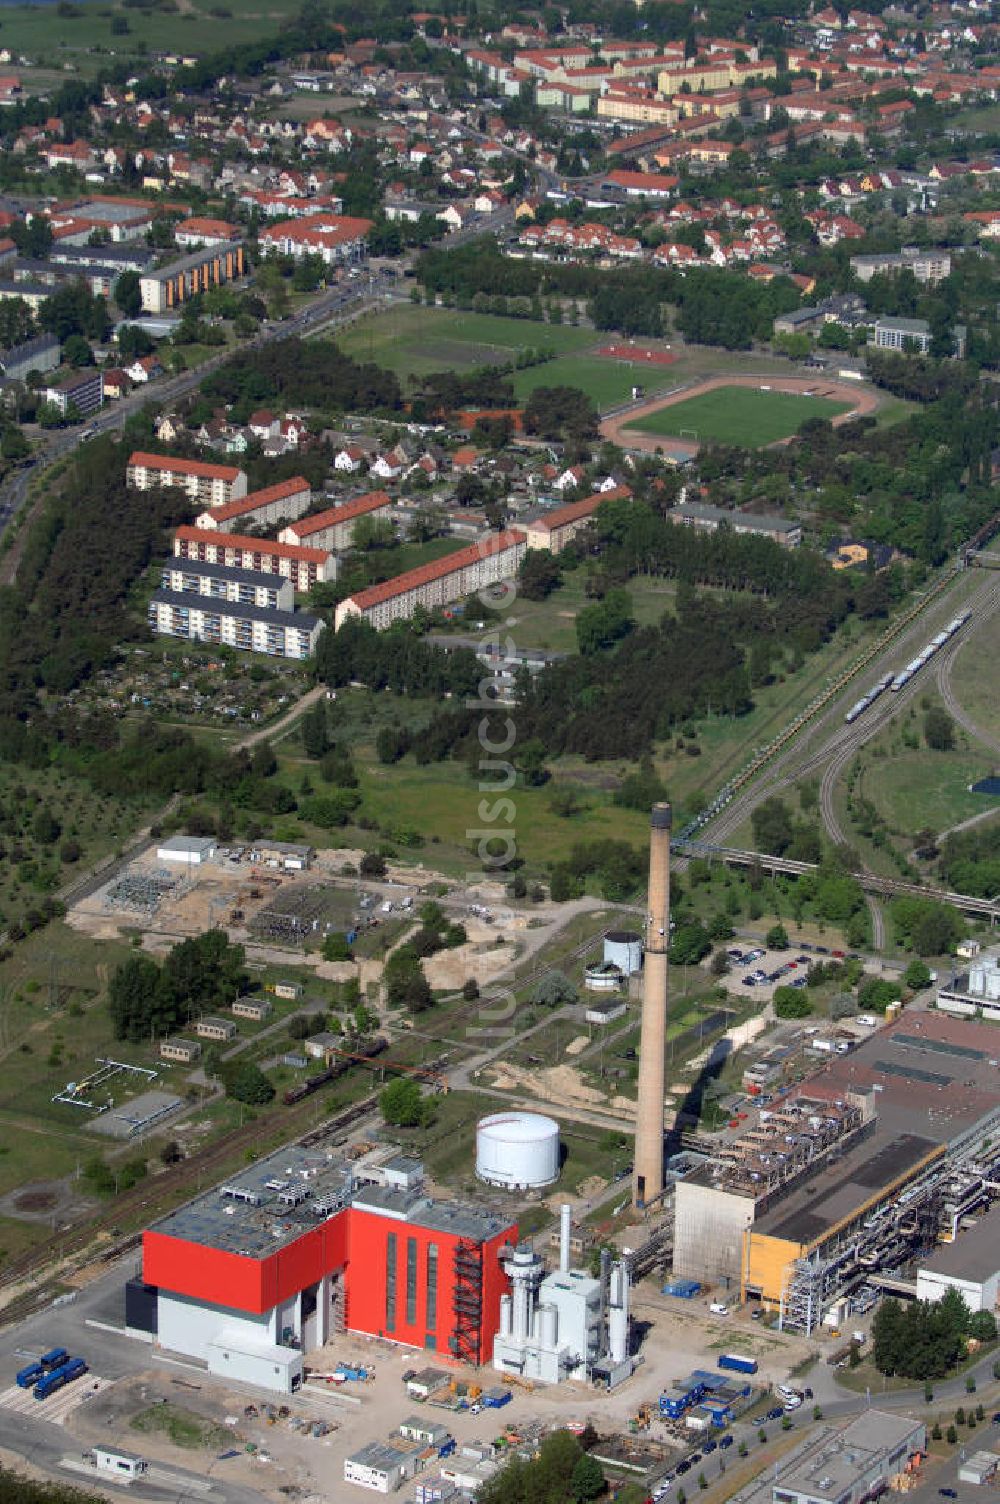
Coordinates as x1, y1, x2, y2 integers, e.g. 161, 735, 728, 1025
539, 1304, 559, 1349
476, 1112, 561, 1189
603, 929, 643, 976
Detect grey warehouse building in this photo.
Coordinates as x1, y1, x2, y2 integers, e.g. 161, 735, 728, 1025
773, 1412, 925, 1504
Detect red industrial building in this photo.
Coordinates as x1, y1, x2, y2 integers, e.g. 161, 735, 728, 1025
133, 1147, 516, 1392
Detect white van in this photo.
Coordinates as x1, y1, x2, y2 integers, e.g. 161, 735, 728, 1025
709, 1302, 729, 1315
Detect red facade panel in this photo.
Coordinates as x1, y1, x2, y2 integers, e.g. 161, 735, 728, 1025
345, 1209, 515, 1361
143, 1215, 351, 1315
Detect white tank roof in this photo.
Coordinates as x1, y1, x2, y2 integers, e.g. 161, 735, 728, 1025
478, 1112, 559, 1140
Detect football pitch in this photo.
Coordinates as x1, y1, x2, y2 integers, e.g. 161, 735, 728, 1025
629, 384, 853, 447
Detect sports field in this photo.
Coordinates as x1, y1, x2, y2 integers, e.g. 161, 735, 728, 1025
334, 306, 679, 409
630, 384, 853, 447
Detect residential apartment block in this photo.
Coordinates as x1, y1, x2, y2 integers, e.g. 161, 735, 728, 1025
335, 530, 527, 631
195, 475, 312, 533
522, 486, 631, 555
279, 490, 394, 553
850, 248, 952, 284
43, 367, 103, 418
159, 559, 296, 612
128, 453, 248, 507
871, 315, 932, 352
139, 242, 247, 313
148, 591, 324, 659
173, 526, 335, 591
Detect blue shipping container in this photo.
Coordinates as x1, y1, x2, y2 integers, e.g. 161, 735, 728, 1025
16, 1363, 44, 1390
34, 1357, 87, 1400
717, 1353, 758, 1375
40, 1348, 69, 1370
662, 1279, 701, 1299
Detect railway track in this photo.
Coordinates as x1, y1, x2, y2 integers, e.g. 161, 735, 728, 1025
704, 571, 1000, 852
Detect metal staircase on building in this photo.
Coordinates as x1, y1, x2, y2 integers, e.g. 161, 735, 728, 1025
452, 1239, 483, 1366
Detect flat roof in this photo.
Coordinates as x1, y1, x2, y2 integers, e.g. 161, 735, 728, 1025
164, 558, 292, 592
150, 1145, 512, 1259
778, 1412, 923, 1500
804, 1012, 1000, 1148
351, 1184, 511, 1242
150, 589, 320, 633
142, 241, 244, 282
150, 1144, 354, 1257
755, 1128, 940, 1245
921, 1204, 1000, 1283
158, 834, 215, 853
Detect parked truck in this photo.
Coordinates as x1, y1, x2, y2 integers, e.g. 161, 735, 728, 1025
16, 1362, 45, 1390
34, 1357, 87, 1400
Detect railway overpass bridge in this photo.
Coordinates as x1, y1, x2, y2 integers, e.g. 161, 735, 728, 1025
675, 839, 1000, 924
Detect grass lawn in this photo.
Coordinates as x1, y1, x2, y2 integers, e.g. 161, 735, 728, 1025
4, 0, 294, 73
510, 352, 678, 411
502, 572, 677, 653
333, 305, 595, 386
949, 607, 1000, 747
857, 737, 992, 839
630, 385, 852, 446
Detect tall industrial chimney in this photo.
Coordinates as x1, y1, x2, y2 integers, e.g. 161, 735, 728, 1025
633, 802, 671, 1208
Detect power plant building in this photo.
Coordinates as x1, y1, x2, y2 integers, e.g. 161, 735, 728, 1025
671, 1013, 1000, 1329
492, 1205, 632, 1387
135, 1144, 517, 1393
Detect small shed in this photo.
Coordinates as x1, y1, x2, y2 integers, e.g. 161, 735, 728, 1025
233, 996, 272, 1022
196, 1016, 238, 1042
93, 1448, 148, 1482
270, 979, 304, 1000
959, 1452, 1000, 1486
156, 834, 216, 867
159, 1037, 201, 1064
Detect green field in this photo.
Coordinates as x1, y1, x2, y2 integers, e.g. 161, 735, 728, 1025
4, 0, 294, 75
630, 385, 853, 447
949, 608, 1000, 748
335, 306, 595, 385
335, 305, 687, 410
509, 351, 678, 409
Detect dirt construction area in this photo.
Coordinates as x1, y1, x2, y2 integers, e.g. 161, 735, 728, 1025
56, 1296, 816, 1504
601, 373, 880, 455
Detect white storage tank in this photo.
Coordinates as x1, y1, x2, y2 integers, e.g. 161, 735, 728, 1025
476, 1112, 560, 1190
603, 929, 643, 976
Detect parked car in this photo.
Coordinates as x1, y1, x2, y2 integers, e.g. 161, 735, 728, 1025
767, 1407, 783, 1421
719, 1436, 734, 1450
703, 1440, 718, 1454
